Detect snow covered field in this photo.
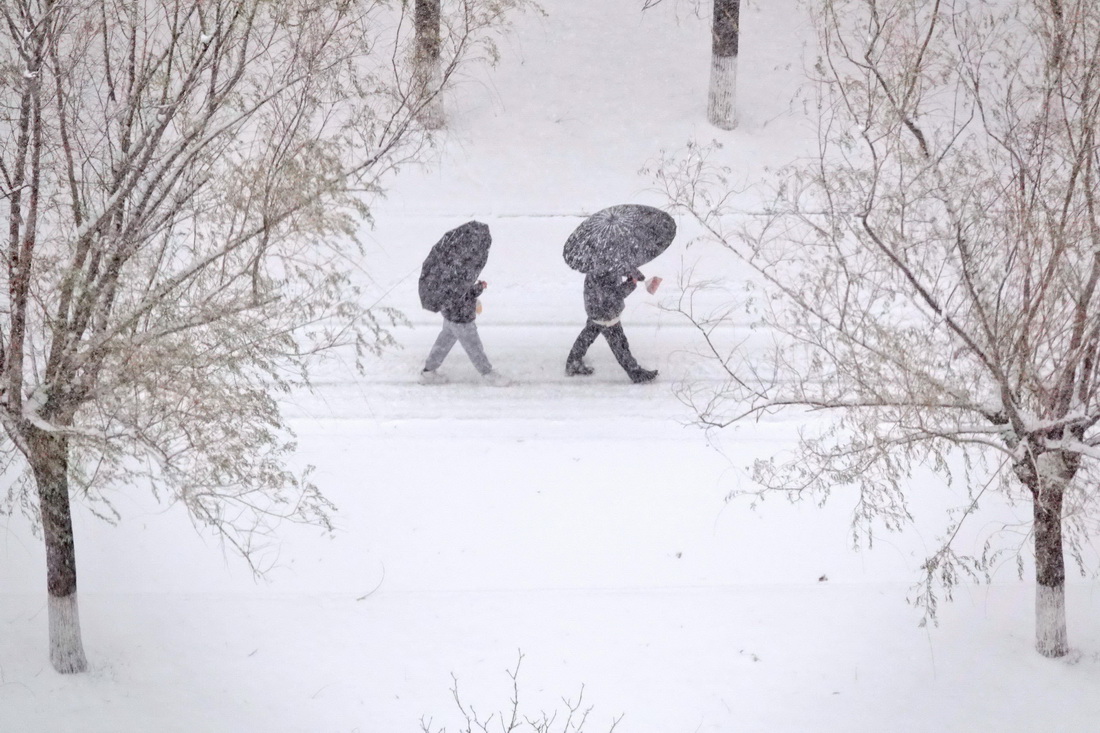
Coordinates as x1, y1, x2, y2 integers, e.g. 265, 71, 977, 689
4, 1, 1100, 731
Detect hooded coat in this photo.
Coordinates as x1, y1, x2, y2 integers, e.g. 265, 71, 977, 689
582, 269, 643, 322
440, 281, 486, 324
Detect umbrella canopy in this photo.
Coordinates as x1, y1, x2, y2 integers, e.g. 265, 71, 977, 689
418, 221, 492, 312
563, 204, 676, 274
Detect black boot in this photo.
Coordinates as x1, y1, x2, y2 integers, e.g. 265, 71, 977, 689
566, 360, 594, 376
629, 368, 658, 384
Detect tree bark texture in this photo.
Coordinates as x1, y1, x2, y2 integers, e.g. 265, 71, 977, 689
414, 0, 445, 129
29, 427, 88, 673
708, 0, 740, 129
1031, 452, 1069, 658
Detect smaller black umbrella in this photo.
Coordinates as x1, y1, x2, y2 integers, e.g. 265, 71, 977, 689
563, 204, 676, 274
418, 221, 492, 312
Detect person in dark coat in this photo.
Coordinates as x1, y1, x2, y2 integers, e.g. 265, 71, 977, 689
421, 279, 508, 385
565, 267, 658, 383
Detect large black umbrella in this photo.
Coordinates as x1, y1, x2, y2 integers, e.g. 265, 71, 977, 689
563, 204, 676, 274
418, 221, 492, 312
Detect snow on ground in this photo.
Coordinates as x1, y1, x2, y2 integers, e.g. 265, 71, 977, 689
4, 1, 1100, 731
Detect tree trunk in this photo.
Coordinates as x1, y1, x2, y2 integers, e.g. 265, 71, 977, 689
29, 427, 88, 673
414, 0, 445, 129
1032, 452, 1068, 658
707, 0, 740, 130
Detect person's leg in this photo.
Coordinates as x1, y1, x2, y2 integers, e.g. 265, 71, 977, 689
451, 321, 494, 375
603, 323, 655, 382
424, 321, 459, 372
566, 321, 601, 373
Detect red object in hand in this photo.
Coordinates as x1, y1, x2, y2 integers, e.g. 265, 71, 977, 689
646, 276, 662, 294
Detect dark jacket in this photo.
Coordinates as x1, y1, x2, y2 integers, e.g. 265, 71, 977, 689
441, 281, 486, 324
583, 270, 642, 321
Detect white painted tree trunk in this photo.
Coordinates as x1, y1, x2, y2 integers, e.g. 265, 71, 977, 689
49, 592, 88, 673
708, 53, 738, 130
419, 61, 445, 130
1032, 451, 1069, 658
414, 0, 445, 130
1035, 583, 1068, 657
31, 427, 89, 673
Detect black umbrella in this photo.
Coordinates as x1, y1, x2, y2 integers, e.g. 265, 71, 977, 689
563, 204, 676, 274
418, 221, 492, 312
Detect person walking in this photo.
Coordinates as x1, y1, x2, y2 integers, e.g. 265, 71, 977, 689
421, 279, 508, 385
417, 221, 508, 386
565, 267, 658, 383
561, 204, 676, 384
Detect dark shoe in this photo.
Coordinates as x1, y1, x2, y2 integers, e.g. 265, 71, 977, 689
629, 368, 658, 384
566, 361, 594, 376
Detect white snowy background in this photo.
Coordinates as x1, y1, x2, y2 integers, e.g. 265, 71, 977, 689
3, 1, 1100, 731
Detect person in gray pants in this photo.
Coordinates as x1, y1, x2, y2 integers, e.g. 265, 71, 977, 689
421, 279, 508, 385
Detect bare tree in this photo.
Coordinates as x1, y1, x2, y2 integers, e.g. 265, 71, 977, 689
708, 0, 740, 129
653, 0, 1100, 657
420, 651, 623, 733
412, 0, 535, 129
0, 0, 524, 674
640, 0, 737, 127
415, 0, 445, 128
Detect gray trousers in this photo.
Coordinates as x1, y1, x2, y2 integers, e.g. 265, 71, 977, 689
424, 320, 493, 375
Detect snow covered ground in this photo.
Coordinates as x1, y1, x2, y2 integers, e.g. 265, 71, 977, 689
4, 1, 1100, 731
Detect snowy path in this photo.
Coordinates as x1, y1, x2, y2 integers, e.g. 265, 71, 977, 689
5, 208, 1100, 733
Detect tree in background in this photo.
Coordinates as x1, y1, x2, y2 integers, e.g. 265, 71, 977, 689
641, 0, 740, 129
412, 0, 535, 130
708, 0, 739, 129
654, 0, 1100, 657
0, 0, 522, 674
415, 0, 444, 128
